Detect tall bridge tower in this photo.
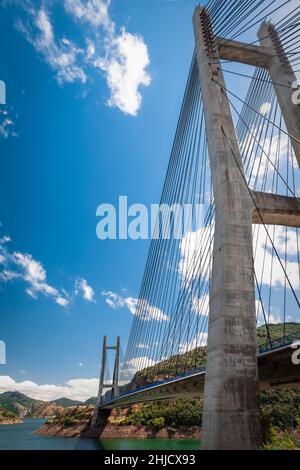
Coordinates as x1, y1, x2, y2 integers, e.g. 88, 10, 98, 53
193, 6, 300, 449
93, 3, 300, 451
91, 336, 120, 427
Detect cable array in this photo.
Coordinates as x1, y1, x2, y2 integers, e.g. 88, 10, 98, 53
118, 1, 300, 389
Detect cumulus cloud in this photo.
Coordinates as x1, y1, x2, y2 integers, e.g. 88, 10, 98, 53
0, 230, 96, 308
253, 225, 300, 289
102, 290, 169, 321
121, 356, 156, 378
178, 221, 300, 325
13, 0, 151, 115
0, 249, 70, 307
102, 290, 137, 313
138, 299, 169, 322
94, 28, 151, 116
0, 375, 98, 401
191, 293, 209, 317
179, 332, 208, 354
248, 132, 289, 187
75, 277, 95, 302
64, 0, 114, 31
178, 224, 214, 284
16, 8, 86, 84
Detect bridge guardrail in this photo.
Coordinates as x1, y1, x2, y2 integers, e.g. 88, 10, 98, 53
101, 331, 300, 405
103, 366, 206, 404
258, 329, 300, 354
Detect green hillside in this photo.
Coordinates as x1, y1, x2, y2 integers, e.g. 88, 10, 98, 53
84, 397, 97, 406
126, 322, 300, 390
51, 398, 83, 408
257, 322, 300, 349
0, 391, 37, 414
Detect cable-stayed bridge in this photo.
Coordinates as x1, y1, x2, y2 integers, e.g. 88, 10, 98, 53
93, 1, 300, 450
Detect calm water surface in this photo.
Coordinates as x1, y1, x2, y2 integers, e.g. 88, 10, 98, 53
0, 419, 200, 450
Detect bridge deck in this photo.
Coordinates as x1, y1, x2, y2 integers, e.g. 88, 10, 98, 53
100, 332, 300, 409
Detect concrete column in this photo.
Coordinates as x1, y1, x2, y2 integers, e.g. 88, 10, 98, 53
112, 336, 120, 398
193, 7, 260, 450
91, 335, 107, 426
258, 22, 300, 167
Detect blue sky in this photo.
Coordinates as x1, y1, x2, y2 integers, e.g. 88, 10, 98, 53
0, 0, 299, 401
0, 0, 204, 400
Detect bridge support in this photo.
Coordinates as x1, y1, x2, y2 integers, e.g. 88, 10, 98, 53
258, 23, 300, 167
193, 7, 260, 450
91, 336, 120, 427
193, 4, 300, 449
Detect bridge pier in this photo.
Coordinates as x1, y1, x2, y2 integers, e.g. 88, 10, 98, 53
193, 7, 261, 450
91, 336, 120, 428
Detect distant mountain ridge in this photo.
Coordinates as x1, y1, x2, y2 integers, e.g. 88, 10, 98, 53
50, 398, 83, 408
0, 391, 96, 421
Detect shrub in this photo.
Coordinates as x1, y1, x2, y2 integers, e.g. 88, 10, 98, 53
149, 417, 165, 429
63, 416, 76, 426
262, 428, 299, 450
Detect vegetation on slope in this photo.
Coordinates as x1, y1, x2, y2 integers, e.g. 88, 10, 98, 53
257, 322, 300, 349
0, 391, 64, 419
50, 398, 83, 408
0, 406, 21, 424
126, 322, 300, 391
46, 405, 94, 427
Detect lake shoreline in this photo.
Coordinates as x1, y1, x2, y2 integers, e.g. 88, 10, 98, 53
0, 419, 200, 450
34, 421, 201, 440
0, 419, 23, 425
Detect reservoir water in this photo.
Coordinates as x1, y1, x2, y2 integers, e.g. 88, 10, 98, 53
0, 419, 200, 450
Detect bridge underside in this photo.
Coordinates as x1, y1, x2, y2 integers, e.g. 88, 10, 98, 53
100, 345, 300, 409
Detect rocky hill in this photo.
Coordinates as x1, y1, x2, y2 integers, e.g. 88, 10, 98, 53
0, 406, 22, 425
0, 392, 69, 421
50, 398, 83, 408
0, 391, 99, 424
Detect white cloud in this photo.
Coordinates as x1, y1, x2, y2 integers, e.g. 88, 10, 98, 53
121, 356, 156, 377
86, 39, 96, 59
13, 1, 151, 115
64, 0, 114, 31
178, 221, 300, 325
253, 225, 300, 289
191, 293, 209, 317
95, 28, 151, 116
0, 375, 98, 402
136, 343, 149, 350
0, 230, 98, 308
0, 235, 11, 245
75, 277, 95, 302
102, 290, 137, 313
138, 299, 169, 322
55, 296, 70, 307
0, 232, 70, 307
0, 108, 18, 140
0, 270, 22, 281
102, 290, 169, 321
248, 132, 289, 186
178, 224, 214, 284
16, 8, 87, 84
260, 102, 272, 115
179, 332, 208, 354
9, 251, 70, 306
